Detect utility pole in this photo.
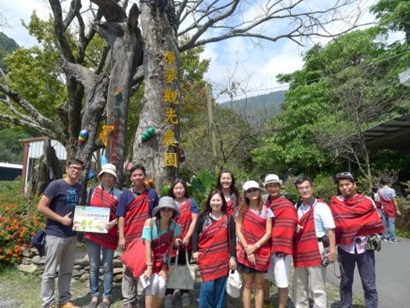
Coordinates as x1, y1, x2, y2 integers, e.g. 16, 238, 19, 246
206, 86, 218, 174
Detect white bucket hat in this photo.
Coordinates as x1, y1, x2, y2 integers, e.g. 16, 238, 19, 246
263, 174, 282, 186
152, 196, 180, 217
98, 163, 118, 180
242, 180, 260, 192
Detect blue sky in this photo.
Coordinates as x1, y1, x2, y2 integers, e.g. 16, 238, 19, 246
1, 0, 384, 103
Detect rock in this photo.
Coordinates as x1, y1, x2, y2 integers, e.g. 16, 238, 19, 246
17, 264, 38, 273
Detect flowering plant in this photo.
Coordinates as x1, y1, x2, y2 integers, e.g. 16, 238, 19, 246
0, 181, 44, 267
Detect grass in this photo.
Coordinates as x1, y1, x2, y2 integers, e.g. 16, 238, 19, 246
0, 266, 366, 308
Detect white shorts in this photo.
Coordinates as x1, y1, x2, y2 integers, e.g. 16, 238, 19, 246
265, 253, 292, 288
145, 273, 167, 297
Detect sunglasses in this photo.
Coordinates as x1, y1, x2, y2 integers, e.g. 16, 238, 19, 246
246, 188, 259, 193
336, 172, 354, 180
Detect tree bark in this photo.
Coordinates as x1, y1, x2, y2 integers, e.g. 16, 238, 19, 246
133, 2, 181, 190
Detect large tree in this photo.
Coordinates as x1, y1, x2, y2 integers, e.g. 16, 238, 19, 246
0, 0, 370, 190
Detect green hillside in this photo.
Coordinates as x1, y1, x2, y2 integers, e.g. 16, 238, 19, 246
219, 90, 285, 127
0, 32, 19, 72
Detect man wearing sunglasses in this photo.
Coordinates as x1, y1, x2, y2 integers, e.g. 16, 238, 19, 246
37, 159, 84, 308
330, 172, 384, 308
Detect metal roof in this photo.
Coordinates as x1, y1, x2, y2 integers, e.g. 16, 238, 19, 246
364, 114, 410, 151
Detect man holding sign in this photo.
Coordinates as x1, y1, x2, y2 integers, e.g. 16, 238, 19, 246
37, 159, 84, 308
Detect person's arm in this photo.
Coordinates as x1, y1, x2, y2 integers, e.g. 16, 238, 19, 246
393, 197, 401, 216
191, 216, 203, 262
228, 216, 237, 269
327, 228, 337, 263
37, 194, 72, 226
183, 212, 198, 246
143, 219, 154, 279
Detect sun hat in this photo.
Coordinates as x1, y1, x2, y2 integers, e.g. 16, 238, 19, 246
242, 180, 260, 192
226, 269, 242, 298
263, 174, 282, 186
98, 163, 118, 180
152, 196, 180, 217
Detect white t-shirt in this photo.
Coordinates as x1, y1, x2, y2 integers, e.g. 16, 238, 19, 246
297, 199, 335, 238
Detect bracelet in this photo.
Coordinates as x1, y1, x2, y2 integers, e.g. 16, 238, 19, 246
146, 263, 153, 266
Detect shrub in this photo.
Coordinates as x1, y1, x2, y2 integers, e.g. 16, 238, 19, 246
0, 180, 44, 267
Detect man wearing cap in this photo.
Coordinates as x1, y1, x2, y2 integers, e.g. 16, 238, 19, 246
378, 176, 401, 243
293, 176, 336, 308
330, 172, 384, 308
37, 159, 84, 308
262, 174, 297, 308
84, 163, 122, 308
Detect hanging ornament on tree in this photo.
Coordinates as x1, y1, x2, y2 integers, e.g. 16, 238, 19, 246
78, 129, 88, 145
140, 127, 156, 142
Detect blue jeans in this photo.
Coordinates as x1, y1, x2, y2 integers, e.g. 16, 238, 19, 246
85, 239, 115, 299
199, 275, 228, 308
338, 247, 378, 308
382, 215, 396, 241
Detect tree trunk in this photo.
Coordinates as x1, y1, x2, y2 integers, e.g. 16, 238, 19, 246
133, 2, 181, 191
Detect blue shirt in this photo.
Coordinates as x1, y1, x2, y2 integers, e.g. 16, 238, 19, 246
115, 188, 159, 217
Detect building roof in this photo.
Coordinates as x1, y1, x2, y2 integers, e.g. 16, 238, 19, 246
364, 114, 410, 151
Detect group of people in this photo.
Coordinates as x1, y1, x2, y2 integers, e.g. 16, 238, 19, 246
37, 159, 387, 308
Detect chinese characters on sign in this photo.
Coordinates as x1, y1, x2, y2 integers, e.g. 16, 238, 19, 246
162, 51, 179, 168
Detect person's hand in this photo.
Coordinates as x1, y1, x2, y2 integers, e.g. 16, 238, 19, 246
229, 257, 237, 270
159, 268, 168, 280
327, 249, 337, 263
247, 253, 256, 265
144, 266, 153, 279
245, 244, 256, 255
192, 252, 199, 262
105, 220, 117, 231
397, 210, 402, 216
118, 237, 126, 250
182, 236, 190, 246
60, 212, 73, 226
175, 238, 183, 248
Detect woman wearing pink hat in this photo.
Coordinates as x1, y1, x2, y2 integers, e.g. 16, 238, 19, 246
236, 180, 273, 308
85, 163, 122, 308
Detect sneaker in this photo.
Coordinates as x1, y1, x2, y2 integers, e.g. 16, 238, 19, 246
181, 293, 190, 307
58, 303, 79, 308
383, 238, 389, 242
391, 239, 400, 243
100, 300, 111, 308
164, 294, 173, 308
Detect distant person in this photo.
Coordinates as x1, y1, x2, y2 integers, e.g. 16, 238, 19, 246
378, 177, 401, 243
37, 158, 84, 308
116, 164, 159, 308
236, 180, 272, 308
216, 170, 241, 216
293, 176, 336, 308
192, 189, 237, 308
164, 180, 199, 308
84, 163, 122, 308
330, 172, 384, 308
262, 174, 297, 308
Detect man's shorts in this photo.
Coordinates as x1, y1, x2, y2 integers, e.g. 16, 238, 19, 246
265, 253, 292, 288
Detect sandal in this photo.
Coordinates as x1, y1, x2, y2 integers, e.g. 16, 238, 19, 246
88, 298, 98, 308
99, 300, 111, 308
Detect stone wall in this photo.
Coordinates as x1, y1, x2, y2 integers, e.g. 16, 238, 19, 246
17, 242, 125, 283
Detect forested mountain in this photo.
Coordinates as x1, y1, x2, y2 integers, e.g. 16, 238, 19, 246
219, 90, 285, 127
0, 32, 19, 72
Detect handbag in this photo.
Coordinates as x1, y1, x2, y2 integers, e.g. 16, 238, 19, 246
226, 269, 242, 298
120, 238, 147, 278
31, 230, 46, 257
167, 249, 196, 290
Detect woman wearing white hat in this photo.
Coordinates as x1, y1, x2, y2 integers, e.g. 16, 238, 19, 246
236, 180, 273, 308
141, 196, 181, 308
85, 163, 122, 308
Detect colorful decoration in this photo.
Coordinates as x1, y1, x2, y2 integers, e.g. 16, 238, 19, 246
140, 127, 156, 142
99, 125, 115, 147
78, 129, 88, 145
